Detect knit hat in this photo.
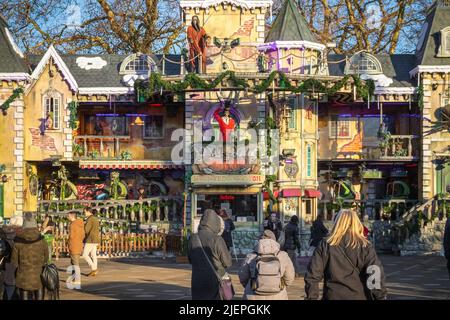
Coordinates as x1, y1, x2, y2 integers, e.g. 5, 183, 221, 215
261, 229, 276, 241
22, 212, 37, 229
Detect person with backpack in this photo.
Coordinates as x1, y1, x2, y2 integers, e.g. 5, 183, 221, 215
309, 212, 328, 255
83, 207, 100, 277
304, 209, 387, 300
283, 215, 301, 277
239, 230, 295, 300
188, 209, 233, 300
11, 213, 49, 300
68, 211, 85, 287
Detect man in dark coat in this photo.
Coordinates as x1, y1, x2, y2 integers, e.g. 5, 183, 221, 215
263, 213, 283, 240
11, 213, 49, 300
188, 209, 232, 300
218, 209, 235, 250
283, 215, 301, 277
309, 213, 329, 249
444, 217, 450, 279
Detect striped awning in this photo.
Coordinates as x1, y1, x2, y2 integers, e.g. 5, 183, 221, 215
79, 161, 184, 170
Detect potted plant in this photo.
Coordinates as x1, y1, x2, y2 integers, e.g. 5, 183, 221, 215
120, 150, 132, 160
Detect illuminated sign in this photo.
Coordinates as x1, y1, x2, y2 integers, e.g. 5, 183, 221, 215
191, 175, 264, 186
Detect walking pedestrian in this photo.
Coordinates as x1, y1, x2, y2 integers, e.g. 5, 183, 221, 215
263, 213, 283, 240
304, 209, 387, 300
82, 207, 100, 277
11, 213, 49, 300
309, 212, 328, 255
188, 209, 233, 300
41, 215, 55, 263
218, 209, 235, 251
444, 216, 450, 279
239, 230, 295, 300
283, 215, 301, 277
2, 215, 22, 300
68, 211, 85, 287
0, 228, 11, 300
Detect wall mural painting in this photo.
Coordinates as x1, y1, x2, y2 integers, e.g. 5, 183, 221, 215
29, 128, 57, 151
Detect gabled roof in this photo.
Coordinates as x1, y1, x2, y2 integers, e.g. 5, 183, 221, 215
28, 53, 182, 91
415, 1, 450, 66
30, 45, 78, 91
265, 0, 317, 43
328, 54, 416, 88
0, 15, 29, 76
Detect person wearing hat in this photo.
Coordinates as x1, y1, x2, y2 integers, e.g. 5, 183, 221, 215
11, 213, 49, 300
238, 230, 295, 300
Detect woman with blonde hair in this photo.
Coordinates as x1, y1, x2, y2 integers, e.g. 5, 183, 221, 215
304, 209, 387, 300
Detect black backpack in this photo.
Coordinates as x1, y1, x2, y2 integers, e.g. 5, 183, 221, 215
41, 263, 60, 300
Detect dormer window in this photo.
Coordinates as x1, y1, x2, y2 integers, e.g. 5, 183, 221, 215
437, 26, 450, 57
345, 52, 383, 75
119, 53, 157, 75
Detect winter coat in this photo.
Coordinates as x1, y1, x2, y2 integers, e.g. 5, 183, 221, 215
69, 219, 85, 255
2, 228, 18, 286
304, 234, 387, 300
221, 218, 235, 249
188, 211, 233, 300
310, 219, 329, 247
84, 215, 100, 244
263, 219, 283, 240
283, 221, 300, 251
444, 218, 450, 259
239, 238, 295, 300
11, 228, 49, 291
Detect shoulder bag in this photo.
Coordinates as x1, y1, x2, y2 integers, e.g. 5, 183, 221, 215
195, 234, 235, 300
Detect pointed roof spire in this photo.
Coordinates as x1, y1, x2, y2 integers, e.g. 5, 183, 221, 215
0, 15, 29, 74
265, 0, 317, 43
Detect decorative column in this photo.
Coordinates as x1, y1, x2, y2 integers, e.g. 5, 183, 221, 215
420, 74, 433, 200
13, 96, 25, 216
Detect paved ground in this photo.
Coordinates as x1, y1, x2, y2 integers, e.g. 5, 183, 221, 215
54, 255, 450, 300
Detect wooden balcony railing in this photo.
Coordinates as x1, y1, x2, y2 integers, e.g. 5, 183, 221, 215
38, 197, 184, 224
379, 135, 420, 160
318, 199, 419, 222
73, 135, 131, 160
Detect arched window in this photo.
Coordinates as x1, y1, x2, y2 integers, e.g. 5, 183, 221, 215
43, 89, 62, 130
438, 26, 450, 57
119, 53, 157, 75
345, 52, 382, 75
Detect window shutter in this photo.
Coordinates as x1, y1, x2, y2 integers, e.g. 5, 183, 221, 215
0, 184, 4, 218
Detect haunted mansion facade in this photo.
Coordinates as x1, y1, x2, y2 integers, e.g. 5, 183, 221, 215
1, 0, 450, 254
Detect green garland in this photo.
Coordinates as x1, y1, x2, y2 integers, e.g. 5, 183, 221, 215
67, 101, 78, 129
1, 87, 24, 115
135, 71, 375, 100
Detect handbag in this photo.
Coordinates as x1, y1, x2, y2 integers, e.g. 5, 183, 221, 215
195, 235, 235, 300
336, 245, 376, 300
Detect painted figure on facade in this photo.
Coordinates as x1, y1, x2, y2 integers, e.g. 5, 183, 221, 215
187, 15, 208, 73
213, 101, 236, 142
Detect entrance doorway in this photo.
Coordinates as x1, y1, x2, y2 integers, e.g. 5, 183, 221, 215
196, 194, 259, 223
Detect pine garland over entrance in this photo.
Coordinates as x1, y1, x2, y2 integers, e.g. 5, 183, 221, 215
135, 71, 375, 101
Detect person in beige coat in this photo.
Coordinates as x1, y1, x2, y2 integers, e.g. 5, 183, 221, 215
239, 230, 295, 300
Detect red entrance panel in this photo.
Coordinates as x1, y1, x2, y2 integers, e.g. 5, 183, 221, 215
281, 188, 302, 198
304, 189, 322, 198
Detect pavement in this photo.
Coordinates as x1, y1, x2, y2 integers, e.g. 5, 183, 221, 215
54, 254, 450, 300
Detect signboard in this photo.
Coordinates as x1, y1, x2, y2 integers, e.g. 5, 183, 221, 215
191, 174, 264, 186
